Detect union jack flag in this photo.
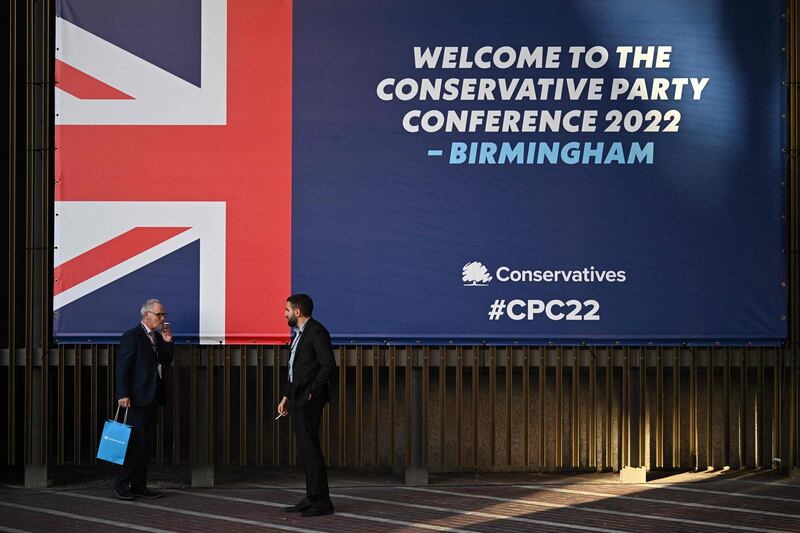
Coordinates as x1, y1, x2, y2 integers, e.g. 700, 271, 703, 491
54, 0, 292, 344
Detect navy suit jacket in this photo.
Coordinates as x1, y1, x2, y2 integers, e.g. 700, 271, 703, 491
116, 323, 174, 408
284, 317, 336, 405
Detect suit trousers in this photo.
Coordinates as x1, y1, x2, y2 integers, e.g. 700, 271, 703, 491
116, 404, 157, 492
290, 394, 330, 500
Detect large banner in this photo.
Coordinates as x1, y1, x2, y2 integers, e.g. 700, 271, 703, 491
55, 0, 787, 345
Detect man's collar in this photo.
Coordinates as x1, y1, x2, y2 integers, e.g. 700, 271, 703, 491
295, 316, 311, 334
141, 321, 154, 334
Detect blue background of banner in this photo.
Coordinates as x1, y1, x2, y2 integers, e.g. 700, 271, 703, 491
292, 0, 786, 344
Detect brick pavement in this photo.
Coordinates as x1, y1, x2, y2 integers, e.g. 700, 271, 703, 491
1, 470, 799, 532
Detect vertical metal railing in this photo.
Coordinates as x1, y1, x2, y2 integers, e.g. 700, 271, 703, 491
6, 0, 19, 469
3, 345, 796, 473
2, 0, 55, 478
23, 0, 35, 470
672, 349, 680, 468
522, 347, 530, 467
555, 346, 563, 468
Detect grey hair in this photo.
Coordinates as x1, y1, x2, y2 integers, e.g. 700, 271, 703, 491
140, 299, 162, 318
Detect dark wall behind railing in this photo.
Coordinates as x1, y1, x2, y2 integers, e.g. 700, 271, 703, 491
1, 345, 796, 473
3, 0, 799, 479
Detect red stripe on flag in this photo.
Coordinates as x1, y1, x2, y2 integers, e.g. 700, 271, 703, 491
54, 227, 190, 295
56, 59, 135, 100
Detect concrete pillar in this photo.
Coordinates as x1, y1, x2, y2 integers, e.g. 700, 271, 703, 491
192, 356, 214, 487
25, 350, 48, 489
405, 365, 428, 485
620, 363, 647, 483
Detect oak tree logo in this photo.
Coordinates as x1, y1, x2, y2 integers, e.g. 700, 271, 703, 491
462, 261, 492, 286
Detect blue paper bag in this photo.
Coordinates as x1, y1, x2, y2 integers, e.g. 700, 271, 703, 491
97, 407, 131, 465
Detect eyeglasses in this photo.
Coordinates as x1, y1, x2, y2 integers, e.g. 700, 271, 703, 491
148, 312, 167, 318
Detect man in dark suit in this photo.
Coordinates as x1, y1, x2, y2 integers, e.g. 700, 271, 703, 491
114, 298, 174, 500
277, 294, 336, 517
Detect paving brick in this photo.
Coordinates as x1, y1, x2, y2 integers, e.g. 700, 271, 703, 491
0, 471, 797, 532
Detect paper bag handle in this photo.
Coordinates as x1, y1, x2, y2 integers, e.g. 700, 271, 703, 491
114, 406, 129, 425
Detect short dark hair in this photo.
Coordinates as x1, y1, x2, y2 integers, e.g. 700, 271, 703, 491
287, 294, 314, 317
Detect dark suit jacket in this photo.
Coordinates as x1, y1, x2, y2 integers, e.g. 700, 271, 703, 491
116, 323, 174, 408
284, 317, 336, 405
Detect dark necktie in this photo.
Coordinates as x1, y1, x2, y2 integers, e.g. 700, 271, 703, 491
146, 329, 162, 378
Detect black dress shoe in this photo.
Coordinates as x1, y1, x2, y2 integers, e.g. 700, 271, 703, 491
283, 497, 312, 513
113, 488, 135, 500
300, 503, 334, 517
129, 488, 162, 499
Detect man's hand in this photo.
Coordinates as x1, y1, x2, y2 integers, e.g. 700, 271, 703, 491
161, 323, 173, 343
118, 397, 131, 408
277, 396, 289, 417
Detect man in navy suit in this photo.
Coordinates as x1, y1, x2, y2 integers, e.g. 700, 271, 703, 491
277, 294, 336, 517
114, 299, 174, 500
